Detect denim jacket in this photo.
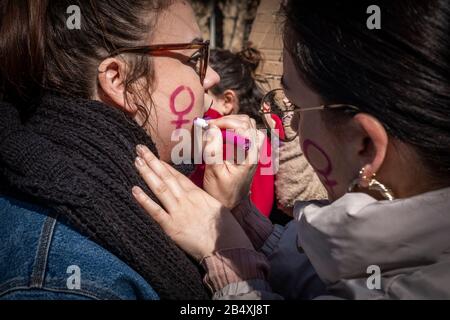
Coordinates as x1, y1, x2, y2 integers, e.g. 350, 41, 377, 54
0, 195, 159, 300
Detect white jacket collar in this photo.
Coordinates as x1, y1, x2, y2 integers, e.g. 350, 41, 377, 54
294, 187, 450, 284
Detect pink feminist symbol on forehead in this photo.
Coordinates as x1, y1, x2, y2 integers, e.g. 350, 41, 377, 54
302, 139, 338, 191
170, 85, 195, 129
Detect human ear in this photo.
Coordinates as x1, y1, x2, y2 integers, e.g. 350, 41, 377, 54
351, 113, 388, 178
222, 89, 239, 115
97, 58, 135, 114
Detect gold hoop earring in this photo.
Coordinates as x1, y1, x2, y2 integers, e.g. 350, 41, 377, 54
348, 168, 395, 201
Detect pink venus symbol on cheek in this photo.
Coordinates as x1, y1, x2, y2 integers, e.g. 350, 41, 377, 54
170, 85, 195, 129
302, 139, 338, 191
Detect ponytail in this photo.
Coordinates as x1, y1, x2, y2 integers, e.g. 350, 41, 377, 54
0, 0, 47, 110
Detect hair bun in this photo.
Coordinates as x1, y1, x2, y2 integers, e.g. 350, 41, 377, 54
237, 44, 262, 73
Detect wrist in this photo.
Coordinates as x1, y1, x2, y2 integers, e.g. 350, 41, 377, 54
230, 195, 252, 223
224, 190, 251, 210
231, 198, 274, 250
200, 248, 270, 293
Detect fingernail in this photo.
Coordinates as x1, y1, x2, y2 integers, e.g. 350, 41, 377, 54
136, 144, 145, 156
132, 186, 142, 196
135, 156, 145, 167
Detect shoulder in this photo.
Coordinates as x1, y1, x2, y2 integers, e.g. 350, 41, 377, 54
0, 196, 158, 300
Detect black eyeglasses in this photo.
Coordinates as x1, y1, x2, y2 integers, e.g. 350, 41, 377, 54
259, 88, 360, 142
107, 40, 210, 85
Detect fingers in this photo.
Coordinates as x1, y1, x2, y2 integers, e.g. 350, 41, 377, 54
207, 114, 253, 131
132, 186, 171, 229
135, 145, 181, 210
203, 125, 224, 165
161, 161, 198, 191
229, 117, 263, 165
243, 129, 265, 166
137, 145, 185, 195
206, 114, 259, 156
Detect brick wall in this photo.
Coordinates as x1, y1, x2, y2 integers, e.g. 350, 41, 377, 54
191, 0, 259, 52
192, 0, 283, 90
248, 0, 283, 91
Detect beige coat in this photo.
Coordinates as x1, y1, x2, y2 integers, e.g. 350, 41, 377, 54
275, 136, 327, 210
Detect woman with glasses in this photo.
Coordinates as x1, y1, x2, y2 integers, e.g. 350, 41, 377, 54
132, 0, 450, 299
0, 0, 264, 300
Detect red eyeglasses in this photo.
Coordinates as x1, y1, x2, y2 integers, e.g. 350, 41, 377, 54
107, 40, 210, 85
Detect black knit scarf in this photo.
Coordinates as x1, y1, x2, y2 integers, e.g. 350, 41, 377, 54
0, 94, 209, 299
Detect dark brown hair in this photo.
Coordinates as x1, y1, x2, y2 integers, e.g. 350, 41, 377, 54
0, 0, 172, 123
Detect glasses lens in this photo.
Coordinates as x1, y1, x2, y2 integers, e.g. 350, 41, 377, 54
260, 89, 298, 142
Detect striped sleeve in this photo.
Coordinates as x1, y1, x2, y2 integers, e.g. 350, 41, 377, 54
200, 248, 270, 294
231, 197, 274, 250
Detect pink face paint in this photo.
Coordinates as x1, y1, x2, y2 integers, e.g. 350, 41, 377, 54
170, 85, 195, 129
193, 118, 251, 151
302, 139, 338, 193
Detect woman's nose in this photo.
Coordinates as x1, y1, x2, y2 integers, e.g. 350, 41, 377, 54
203, 66, 220, 91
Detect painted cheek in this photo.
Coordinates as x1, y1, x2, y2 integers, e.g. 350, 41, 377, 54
302, 139, 338, 196
169, 85, 195, 129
